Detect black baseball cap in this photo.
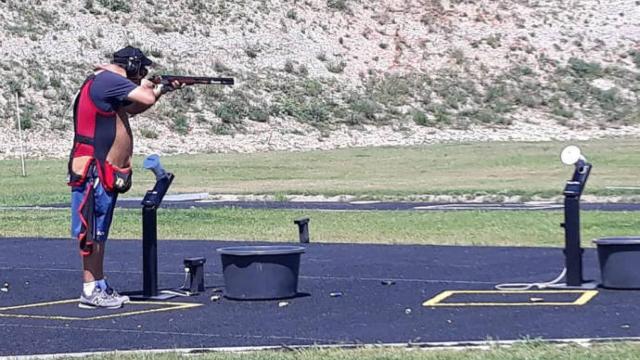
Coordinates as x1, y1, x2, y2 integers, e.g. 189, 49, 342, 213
112, 46, 153, 66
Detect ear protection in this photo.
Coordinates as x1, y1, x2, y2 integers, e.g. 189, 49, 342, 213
124, 56, 143, 78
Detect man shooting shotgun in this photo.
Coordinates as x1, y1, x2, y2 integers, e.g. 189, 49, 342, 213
67, 45, 234, 310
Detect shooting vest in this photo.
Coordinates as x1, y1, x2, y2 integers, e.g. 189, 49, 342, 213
67, 75, 132, 193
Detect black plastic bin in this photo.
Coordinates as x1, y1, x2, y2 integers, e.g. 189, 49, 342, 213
217, 245, 305, 300
593, 236, 640, 289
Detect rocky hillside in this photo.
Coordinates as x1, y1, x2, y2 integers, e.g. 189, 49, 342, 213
0, 0, 639, 158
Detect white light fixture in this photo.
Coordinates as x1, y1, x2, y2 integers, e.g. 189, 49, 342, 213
560, 145, 585, 165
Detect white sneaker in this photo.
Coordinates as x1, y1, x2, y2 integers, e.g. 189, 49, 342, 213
105, 286, 130, 304
78, 288, 125, 309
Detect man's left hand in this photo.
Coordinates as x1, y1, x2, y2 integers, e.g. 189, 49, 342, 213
160, 80, 186, 94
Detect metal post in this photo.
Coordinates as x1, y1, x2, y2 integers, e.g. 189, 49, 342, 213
15, 94, 26, 177
128, 172, 175, 300
555, 159, 596, 289
563, 191, 583, 286
142, 205, 159, 298
294, 217, 310, 243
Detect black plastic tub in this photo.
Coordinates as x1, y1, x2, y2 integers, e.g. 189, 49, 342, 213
593, 236, 640, 289
217, 245, 305, 300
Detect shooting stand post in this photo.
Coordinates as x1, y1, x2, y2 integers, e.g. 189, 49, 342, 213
144, 173, 174, 299
127, 155, 207, 301
127, 172, 177, 300
551, 146, 598, 289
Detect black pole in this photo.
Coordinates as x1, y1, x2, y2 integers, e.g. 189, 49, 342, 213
142, 206, 158, 297
563, 193, 583, 286
561, 161, 591, 288
139, 173, 174, 299
294, 217, 310, 243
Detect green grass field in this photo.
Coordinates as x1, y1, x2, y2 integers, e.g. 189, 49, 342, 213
1, 139, 639, 207
0, 208, 637, 247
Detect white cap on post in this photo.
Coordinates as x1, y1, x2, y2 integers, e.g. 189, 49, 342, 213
560, 145, 586, 165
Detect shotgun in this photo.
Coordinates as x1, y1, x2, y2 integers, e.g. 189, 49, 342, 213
150, 75, 234, 87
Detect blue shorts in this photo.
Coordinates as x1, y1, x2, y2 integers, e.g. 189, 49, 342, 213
71, 167, 118, 243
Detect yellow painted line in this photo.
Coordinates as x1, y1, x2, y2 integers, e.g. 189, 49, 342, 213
422, 290, 598, 307
0, 299, 201, 321
0, 299, 79, 311
422, 290, 455, 306
574, 290, 599, 305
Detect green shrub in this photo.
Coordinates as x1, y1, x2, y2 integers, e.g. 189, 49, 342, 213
140, 128, 159, 139
50, 119, 69, 131
551, 105, 574, 119
148, 48, 163, 58
474, 109, 497, 123
367, 74, 413, 107
326, 60, 347, 73
97, 0, 131, 12
8, 79, 24, 96
16, 103, 36, 130
630, 50, 640, 69
298, 64, 309, 76
214, 60, 231, 73
327, 0, 349, 11
297, 101, 330, 125
593, 87, 623, 111
178, 87, 197, 104
244, 43, 261, 59
450, 48, 465, 65
567, 57, 602, 78
210, 123, 236, 136
248, 105, 270, 122
284, 60, 295, 74
348, 97, 382, 123
484, 34, 502, 49
412, 110, 432, 126
171, 114, 190, 135
216, 103, 240, 124
430, 105, 451, 125
302, 79, 324, 97
50, 75, 62, 89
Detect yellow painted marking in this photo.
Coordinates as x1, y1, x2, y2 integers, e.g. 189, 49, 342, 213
574, 290, 599, 305
423, 290, 456, 306
0, 299, 201, 321
422, 290, 598, 307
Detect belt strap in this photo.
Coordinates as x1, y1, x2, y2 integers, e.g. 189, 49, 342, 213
74, 134, 94, 145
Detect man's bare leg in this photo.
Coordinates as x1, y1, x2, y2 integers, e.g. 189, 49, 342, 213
82, 243, 105, 283
78, 242, 123, 308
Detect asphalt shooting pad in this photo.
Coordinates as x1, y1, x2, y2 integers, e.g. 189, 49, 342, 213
1, 237, 640, 357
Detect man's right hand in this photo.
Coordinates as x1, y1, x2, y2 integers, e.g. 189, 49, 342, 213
140, 78, 155, 89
